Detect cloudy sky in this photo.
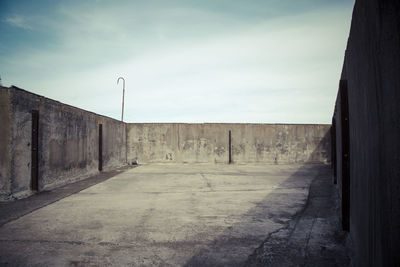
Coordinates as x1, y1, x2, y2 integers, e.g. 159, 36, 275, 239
0, 0, 354, 123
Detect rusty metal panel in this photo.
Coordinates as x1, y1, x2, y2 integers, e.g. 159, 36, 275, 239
31, 110, 39, 191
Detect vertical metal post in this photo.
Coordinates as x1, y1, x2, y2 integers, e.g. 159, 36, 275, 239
99, 124, 103, 171
122, 88, 125, 121
31, 110, 39, 191
340, 79, 350, 231
229, 130, 232, 164
117, 77, 125, 122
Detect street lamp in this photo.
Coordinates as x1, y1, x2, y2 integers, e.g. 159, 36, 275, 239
117, 77, 125, 121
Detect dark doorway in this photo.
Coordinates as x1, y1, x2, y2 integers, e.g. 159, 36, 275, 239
340, 79, 350, 231
99, 124, 103, 171
31, 110, 39, 191
228, 130, 232, 164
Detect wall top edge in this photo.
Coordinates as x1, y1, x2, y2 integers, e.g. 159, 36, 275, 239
1, 86, 331, 127
126, 123, 331, 126
4, 85, 124, 124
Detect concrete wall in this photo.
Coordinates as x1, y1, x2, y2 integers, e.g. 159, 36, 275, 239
0, 86, 126, 200
0, 86, 330, 201
0, 89, 12, 199
127, 123, 330, 164
333, 81, 346, 230
332, 0, 400, 266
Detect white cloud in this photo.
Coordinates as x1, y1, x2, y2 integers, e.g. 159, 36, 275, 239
4, 14, 32, 29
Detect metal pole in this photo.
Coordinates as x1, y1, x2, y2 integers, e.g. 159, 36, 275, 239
117, 77, 125, 121
229, 130, 232, 164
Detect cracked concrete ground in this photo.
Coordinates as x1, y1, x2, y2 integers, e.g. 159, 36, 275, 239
0, 163, 345, 266
245, 165, 350, 267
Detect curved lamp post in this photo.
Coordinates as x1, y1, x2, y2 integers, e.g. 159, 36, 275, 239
117, 77, 125, 121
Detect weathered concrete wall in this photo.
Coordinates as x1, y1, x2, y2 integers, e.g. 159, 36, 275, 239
1, 86, 330, 200
0, 87, 12, 199
127, 123, 330, 164
332, 0, 400, 266
333, 84, 344, 227
1, 86, 126, 200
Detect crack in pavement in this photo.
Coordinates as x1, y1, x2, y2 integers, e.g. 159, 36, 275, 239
200, 173, 214, 191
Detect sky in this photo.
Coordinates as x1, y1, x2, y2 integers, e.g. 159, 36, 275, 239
0, 0, 354, 123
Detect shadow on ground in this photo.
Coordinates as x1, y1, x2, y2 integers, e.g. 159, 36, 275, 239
183, 164, 349, 267
0, 165, 135, 227
245, 164, 349, 267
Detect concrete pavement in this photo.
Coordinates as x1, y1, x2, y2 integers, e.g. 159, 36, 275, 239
0, 164, 327, 266
245, 164, 350, 266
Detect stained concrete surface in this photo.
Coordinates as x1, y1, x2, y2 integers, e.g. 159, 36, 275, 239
127, 123, 330, 165
1, 86, 330, 200
0, 86, 127, 200
0, 166, 133, 228
245, 164, 349, 266
0, 89, 12, 199
0, 163, 333, 266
